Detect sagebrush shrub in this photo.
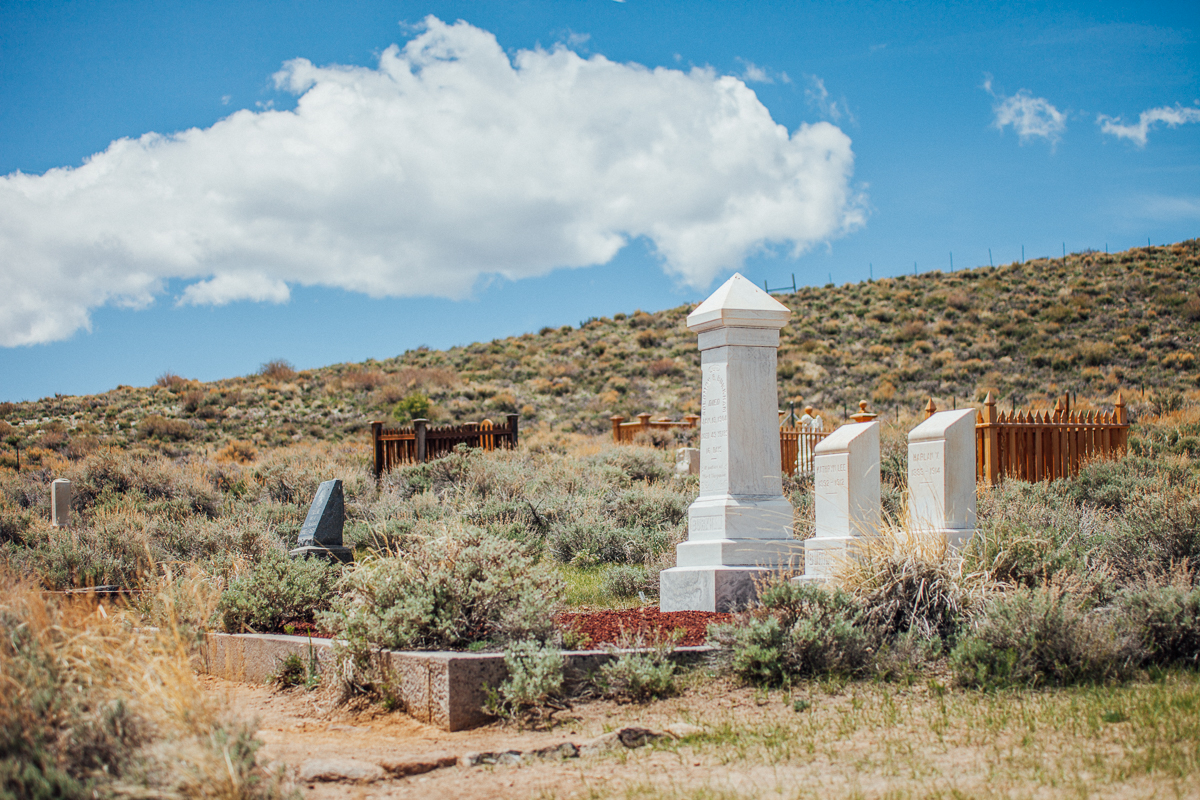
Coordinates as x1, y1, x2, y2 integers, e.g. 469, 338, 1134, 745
710, 580, 877, 685
598, 633, 680, 702
950, 586, 1140, 688
603, 564, 651, 599
320, 524, 561, 652
483, 640, 566, 726
1117, 582, 1200, 668
218, 548, 341, 633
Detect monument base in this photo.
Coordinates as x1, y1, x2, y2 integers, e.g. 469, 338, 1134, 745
797, 535, 859, 582
660, 566, 783, 612
289, 545, 354, 563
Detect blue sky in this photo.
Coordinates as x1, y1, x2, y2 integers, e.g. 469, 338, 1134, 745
1, 0, 1197, 402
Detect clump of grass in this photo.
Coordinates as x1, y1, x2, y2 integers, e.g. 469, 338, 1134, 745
837, 525, 981, 641
0, 573, 285, 799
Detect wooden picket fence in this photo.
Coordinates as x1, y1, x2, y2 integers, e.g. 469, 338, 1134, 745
610, 413, 701, 444
951, 393, 1129, 486
371, 414, 519, 478
780, 424, 830, 478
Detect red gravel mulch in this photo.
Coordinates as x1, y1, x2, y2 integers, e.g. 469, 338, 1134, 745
557, 607, 731, 648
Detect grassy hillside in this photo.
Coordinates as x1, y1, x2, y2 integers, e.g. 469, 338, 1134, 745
1, 240, 1198, 468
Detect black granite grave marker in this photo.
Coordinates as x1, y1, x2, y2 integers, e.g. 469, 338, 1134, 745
289, 479, 353, 562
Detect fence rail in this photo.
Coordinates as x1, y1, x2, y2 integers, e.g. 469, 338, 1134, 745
610, 414, 700, 444
960, 393, 1129, 486
613, 409, 832, 478
371, 414, 519, 478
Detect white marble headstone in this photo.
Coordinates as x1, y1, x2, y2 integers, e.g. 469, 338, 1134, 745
907, 408, 977, 550
800, 421, 880, 580
660, 273, 800, 612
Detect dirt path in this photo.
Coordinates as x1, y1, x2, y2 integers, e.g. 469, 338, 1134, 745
206, 675, 1199, 800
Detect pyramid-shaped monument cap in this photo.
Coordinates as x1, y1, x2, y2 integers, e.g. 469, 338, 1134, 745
687, 273, 791, 334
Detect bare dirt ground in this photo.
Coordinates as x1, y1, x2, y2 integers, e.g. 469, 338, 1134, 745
205, 672, 1200, 800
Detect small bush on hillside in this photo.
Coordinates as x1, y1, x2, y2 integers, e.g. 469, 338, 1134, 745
710, 580, 877, 685
138, 414, 194, 442
258, 359, 296, 381
391, 392, 431, 424
218, 548, 341, 633
950, 586, 1139, 688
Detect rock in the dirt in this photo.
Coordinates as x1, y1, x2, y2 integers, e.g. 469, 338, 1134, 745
578, 732, 622, 757
617, 726, 665, 748
528, 742, 580, 760
461, 750, 523, 767
665, 723, 703, 739
298, 758, 385, 783
381, 752, 458, 777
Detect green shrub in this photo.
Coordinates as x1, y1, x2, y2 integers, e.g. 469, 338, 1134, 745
710, 580, 877, 685
950, 587, 1139, 688
484, 640, 566, 726
218, 548, 340, 633
321, 524, 561, 652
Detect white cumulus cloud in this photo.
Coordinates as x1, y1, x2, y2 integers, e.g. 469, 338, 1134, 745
984, 76, 1066, 145
0, 16, 865, 347
1097, 103, 1200, 147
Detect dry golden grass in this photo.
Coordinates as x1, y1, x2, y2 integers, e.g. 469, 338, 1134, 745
0, 574, 284, 799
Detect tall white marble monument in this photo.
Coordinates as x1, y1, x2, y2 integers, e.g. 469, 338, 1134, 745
799, 421, 881, 580
907, 409, 977, 550
660, 274, 800, 612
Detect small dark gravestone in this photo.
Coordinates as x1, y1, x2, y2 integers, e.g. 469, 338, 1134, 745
289, 479, 353, 563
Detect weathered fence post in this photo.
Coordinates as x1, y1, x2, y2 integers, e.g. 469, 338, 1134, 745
414, 419, 428, 463
371, 421, 384, 478
610, 415, 624, 443
507, 413, 519, 449
1114, 393, 1127, 453
983, 393, 999, 486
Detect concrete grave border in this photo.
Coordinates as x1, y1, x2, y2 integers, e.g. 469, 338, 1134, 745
199, 632, 713, 732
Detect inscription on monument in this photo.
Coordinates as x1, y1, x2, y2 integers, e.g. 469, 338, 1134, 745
700, 365, 729, 484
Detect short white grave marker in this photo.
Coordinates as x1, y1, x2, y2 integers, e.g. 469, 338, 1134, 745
799, 421, 880, 580
51, 478, 71, 528
907, 409, 977, 550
